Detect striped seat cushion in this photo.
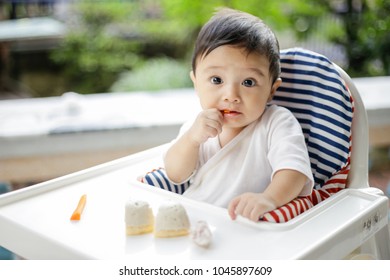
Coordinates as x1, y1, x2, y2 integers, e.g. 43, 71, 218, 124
138, 48, 354, 223
138, 167, 190, 195
263, 48, 353, 222
271, 48, 353, 189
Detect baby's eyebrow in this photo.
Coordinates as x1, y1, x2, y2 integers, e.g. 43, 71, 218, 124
201, 66, 267, 79
203, 66, 223, 72
248, 67, 266, 77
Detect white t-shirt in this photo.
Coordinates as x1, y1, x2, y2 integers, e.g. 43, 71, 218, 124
166, 105, 314, 208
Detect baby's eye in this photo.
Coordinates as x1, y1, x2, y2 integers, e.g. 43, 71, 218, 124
242, 79, 256, 87
210, 76, 223, 84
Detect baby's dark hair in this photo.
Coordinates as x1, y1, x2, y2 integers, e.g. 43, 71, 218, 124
191, 8, 281, 83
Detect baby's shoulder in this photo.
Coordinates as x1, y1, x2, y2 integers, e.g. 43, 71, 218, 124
262, 104, 295, 121
254, 105, 301, 134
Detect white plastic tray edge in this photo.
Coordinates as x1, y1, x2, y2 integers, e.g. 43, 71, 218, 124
0, 214, 96, 260
0, 144, 168, 207
1, 142, 387, 233
0, 146, 387, 259
1, 145, 389, 259
292, 189, 389, 259
236, 188, 388, 231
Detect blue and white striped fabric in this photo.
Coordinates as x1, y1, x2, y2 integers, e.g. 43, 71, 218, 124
140, 168, 190, 195
271, 48, 353, 190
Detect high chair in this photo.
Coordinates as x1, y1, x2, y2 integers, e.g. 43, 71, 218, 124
0, 48, 389, 259
138, 48, 390, 259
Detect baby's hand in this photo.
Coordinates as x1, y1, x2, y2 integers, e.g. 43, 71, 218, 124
228, 193, 277, 222
186, 108, 223, 146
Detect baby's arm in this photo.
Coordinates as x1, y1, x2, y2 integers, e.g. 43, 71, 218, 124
228, 169, 308, 222
164, 108, 223, 183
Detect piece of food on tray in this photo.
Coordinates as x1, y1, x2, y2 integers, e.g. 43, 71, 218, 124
70, 194, 87, 221
191, 220, 212, 248
125, 199, 154, 235
154, 200, 190, 238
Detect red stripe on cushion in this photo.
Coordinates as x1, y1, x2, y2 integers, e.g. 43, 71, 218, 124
285, 203, 294, 220
279, 208, 288, 222
322, 187, 344, 194
302, 198, 311, 211
289, 200, 298, 214
301, 198, 310, 211
265, 210, 280, 223
262, 196, 315, 223
309, 191, 319, 205
290, 200, 299, 216
324, 178, 348, 185
337, 168, 350, 174
297, 199, 305, 213
317, 189, 331, 200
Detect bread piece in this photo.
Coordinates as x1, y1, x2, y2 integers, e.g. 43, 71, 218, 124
125, 199, 154, 235
154, 201, 190, 238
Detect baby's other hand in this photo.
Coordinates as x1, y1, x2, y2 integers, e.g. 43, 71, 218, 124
187, 108, 223, 146
228, 193, 277, 222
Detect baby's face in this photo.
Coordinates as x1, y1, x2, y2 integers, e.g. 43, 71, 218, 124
191, 45, 280, 132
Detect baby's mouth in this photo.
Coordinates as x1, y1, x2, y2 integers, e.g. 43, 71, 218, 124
221, 109, 239, 115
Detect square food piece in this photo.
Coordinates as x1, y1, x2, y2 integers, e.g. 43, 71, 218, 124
125, 199, 154, 235
154, 201, 190, 238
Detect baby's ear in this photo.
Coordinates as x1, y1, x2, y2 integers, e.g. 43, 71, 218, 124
190, 70, 196, 83
190, 70, 198, 93
268, 78, 282, 101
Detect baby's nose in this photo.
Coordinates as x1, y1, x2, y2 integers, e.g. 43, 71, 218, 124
223, 85, 240, 103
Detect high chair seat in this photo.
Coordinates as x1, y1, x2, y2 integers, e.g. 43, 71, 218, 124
139, 48, 354, 223
263, 48, 353, 222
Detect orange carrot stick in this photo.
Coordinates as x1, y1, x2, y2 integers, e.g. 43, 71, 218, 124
70, 194, 87, 220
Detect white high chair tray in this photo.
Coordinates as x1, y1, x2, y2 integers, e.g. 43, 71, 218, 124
0, 146, 388, 260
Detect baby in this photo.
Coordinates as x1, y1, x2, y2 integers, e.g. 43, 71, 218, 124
164, 8, 314, 222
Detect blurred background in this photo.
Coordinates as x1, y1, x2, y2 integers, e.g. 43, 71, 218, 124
0, 0, 390, 195
0, 0, 389, 259
1, 0, 389, 98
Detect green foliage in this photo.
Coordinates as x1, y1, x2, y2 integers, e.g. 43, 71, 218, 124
160, 0, 284, 37
50, 1, 142, 94
50, 0, 389, 95
159, 0, 327, 38
110, 57, 192, 92
345, 0, 390, 76
160, 0, 390, 76
286, 0, 390, 76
